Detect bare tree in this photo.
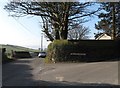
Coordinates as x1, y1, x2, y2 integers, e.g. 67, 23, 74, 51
4, 1, 101, 41
68, 24, 90, 40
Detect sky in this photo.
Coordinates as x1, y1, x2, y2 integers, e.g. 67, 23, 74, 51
0, 0, 51, 49
0, 0, 99, 49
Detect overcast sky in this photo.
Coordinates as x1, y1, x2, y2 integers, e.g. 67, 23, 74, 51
0, 0, 99, 49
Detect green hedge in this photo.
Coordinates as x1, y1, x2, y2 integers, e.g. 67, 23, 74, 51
45, 40, 88, 62
45, 40, 120, 63
52, 40, 70, 62
1, 48, 12, 63
13, 51, 32, 58
45, 40, 69, 63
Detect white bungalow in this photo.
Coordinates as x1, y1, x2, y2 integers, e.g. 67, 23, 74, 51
95, 33, 112, 40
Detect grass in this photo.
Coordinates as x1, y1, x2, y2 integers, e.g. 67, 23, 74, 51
0, 44, 39, 54
1, 44, 40, 63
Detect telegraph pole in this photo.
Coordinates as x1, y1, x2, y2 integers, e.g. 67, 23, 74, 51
41, 33, 43, 51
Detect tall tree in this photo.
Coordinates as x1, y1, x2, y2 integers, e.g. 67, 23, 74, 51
95, 2, 120, 40
4, 1, 100, 41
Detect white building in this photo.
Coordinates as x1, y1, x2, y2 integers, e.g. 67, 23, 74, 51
95, 33, 112, 40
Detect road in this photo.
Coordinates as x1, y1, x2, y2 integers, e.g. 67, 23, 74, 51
2, 58, 120, 87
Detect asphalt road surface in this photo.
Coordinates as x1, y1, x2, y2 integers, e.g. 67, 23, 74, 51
2, 58, 120, 87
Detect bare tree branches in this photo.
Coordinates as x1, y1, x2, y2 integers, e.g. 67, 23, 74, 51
4, 2, 100, 41
68, 24, 90, 40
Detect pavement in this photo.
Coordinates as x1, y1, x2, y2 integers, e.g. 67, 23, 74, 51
2, 57, 120, 87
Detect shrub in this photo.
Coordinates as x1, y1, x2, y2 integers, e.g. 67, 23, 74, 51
45, 40, 120, 63
45, 40, 70, 63
2, 48, 11, 63
44, 43, 53, 63
53, 40, 69, 62
13, 51, 32, 58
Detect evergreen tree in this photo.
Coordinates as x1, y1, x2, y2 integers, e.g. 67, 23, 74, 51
95, 2, 120, 39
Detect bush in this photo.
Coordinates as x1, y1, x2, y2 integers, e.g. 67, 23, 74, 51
45, 40, 70, 63
45, 40, 81, 62
52, 40, 69, 62
45, 43, 53, 63
13, 51, 32, 58
2, 48, 12, 63
45, 40, 120, 63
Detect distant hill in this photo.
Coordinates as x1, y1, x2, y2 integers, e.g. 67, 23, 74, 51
0, 44, 39, 53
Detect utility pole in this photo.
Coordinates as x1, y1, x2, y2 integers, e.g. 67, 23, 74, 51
41, 33, 43, 52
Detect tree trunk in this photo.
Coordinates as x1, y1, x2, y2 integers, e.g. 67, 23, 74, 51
112, 3, 116, 40
55, 30, 60, 40
60, 3, 69, 40
61, 29, 68, 39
